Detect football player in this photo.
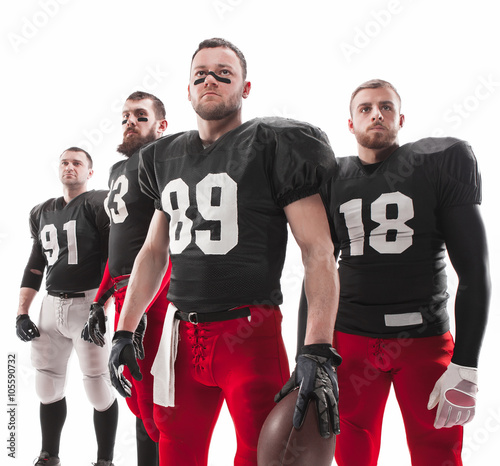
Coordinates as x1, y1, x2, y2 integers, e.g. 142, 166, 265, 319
82, 91, 170, 466
298, 79, 490, 466
16, 148, 118, 466
108, 38, 341, 465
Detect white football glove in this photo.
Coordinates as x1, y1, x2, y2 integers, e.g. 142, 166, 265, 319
427, 362, 478, 429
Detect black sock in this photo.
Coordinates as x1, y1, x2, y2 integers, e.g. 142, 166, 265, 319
40, 398, 67, 457
136, 417, 159, 466
94, 399, 118, 461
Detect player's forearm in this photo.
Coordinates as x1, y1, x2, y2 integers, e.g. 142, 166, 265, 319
116, 244, 169, 332
451, 262, 490, 367
302, 248, 339, 345
441, 204, 491, 368
17, 287, 38, 316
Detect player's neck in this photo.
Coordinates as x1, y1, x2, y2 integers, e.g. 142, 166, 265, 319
197, 111, 243, 146
62, 185, 87, 204
357, 143, 400, 165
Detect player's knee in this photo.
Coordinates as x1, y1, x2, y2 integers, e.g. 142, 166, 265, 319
35, 370, 65, 404
83, 374, 115, 411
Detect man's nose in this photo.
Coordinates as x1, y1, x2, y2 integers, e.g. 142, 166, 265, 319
204, 72, 219, 85
371, 107, 383, 121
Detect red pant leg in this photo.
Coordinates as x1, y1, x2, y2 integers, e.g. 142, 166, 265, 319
154, 305, 289, 466
334, 331, 464, 466
334, 331, 393, 466
391, 332, 463, 466
114, 283, 169, 442
216, 306, 290, 466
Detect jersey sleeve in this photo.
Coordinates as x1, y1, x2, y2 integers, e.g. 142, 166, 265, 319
138, 143, 164, 212
271, 123, 336, 208
89, 190, 111, 261
436, 140, 482, 208
20, 205, 46, 290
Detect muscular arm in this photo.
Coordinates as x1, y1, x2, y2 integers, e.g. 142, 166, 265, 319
440, 204, 490, 367
284, 193, 339, 344
116, 210, 170, 333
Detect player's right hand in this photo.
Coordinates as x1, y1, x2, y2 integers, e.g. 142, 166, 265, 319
275, 344, 342, 438
133, 313, 147, 360
16, 314, 40, 342
109, 330, 143, 397
81, 303, 107, 346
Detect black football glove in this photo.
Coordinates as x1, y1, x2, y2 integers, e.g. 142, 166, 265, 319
275, 344, 342, 438
109, 330, 142, 398
133, 313, 147, 360
16, 314, 40, 342
81, 303, 107, 347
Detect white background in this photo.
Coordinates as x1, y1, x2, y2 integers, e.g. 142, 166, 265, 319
1, 0, 499, 464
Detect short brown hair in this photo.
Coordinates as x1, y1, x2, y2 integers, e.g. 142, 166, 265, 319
61, 147, 93, 168
191, 38, 247, 80
350, 79, 401, 115
126, 91, 166, 120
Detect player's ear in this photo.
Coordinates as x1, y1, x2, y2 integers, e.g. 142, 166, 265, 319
399, 113, 405, 128
88, 169, 94, 180
187, 84, 191, 102
242, 81, 251, 99
348, 118, 355, 134
158, 119, 168, 134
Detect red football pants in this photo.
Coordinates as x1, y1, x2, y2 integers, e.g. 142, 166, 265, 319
153, 305, 290, 466
334, 331, 463, 466
114, 279, 169, 443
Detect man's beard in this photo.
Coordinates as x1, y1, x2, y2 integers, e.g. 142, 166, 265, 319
354, 125, 399, 150
117, 128, 157, 157
193, 94, 241, 121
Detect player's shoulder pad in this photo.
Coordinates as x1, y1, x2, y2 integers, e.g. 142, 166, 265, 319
141, 131, 193, 153
409, 137, 470, 156
336, 155, 359, 174
84, 189, 108, 205
30, 197, 60, 217
109, 158, 127, 176
411, 137, 479, 189
410, 136, 477, 169
249, 116, 328, 138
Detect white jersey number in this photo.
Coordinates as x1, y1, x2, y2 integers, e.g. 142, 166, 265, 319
340, 191, 414, 255
40, 221, 79, 266
162, 173, 238, 255
105, 174, 129, 224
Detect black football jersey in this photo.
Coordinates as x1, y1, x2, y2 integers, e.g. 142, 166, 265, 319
104, 151, 156, 277
325, 137, 481, 338
139, 117, 336, 312
28, 190, 109, 292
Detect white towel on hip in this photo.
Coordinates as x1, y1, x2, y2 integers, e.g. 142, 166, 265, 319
151, 303, 180, 407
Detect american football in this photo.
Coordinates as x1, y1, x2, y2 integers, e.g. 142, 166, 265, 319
257, 389, 336, 466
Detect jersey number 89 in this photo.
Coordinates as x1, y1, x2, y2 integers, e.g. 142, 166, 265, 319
162, 173, 238, 255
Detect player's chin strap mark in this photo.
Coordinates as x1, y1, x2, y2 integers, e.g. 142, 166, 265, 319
194, 71, 231, 86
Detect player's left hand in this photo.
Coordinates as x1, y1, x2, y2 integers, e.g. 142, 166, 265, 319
109, 330, 143, 397
275, 344, 342, 438
427, 362, 478, 429
81, 303, 107, 347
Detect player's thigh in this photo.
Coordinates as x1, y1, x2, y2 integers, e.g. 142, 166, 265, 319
392, 332, 454, 429
31, 295, 73, 373
335, 331, 392, 421
70, 291, 110, 377
154, 359, 224, 459
217, 307, 290, 446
